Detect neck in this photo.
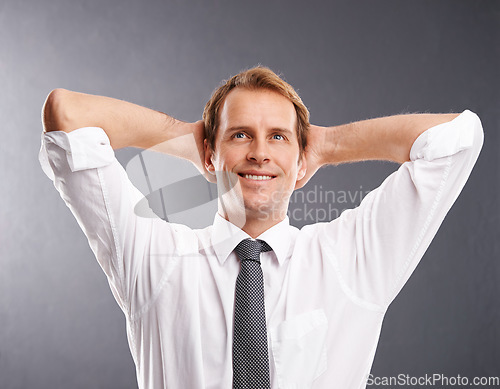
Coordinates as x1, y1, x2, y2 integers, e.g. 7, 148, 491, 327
218, 209, 286, 238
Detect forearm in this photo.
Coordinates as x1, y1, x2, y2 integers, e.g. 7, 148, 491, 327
321, 113, 459, 164
42, 88, 190, 150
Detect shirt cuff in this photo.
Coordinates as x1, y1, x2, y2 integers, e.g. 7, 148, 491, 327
409, 109, 479, 162
39, 127, 115, 181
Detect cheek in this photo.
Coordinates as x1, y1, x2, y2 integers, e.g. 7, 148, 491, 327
282, 156, 300, 172
213, 150, 236, 170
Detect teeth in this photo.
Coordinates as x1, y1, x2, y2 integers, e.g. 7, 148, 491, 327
244, 174, 273, 180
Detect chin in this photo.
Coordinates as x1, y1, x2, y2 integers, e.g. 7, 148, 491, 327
244, 201, 285, 222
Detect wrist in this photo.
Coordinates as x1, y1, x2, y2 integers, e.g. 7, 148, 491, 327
319, 124, 342, 165
151, 119, 206, 168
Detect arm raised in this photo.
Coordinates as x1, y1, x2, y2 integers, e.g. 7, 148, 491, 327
296, 113, 459, 188
42, 88, 208, 177
321, 113, 459, 164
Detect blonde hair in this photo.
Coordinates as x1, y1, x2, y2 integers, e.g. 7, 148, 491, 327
203, 66, 310, 157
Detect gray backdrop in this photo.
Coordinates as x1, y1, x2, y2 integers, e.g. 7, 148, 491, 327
1, 0, 498, 388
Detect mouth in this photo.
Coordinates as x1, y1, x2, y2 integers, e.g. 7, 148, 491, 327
238, 173, 276, 181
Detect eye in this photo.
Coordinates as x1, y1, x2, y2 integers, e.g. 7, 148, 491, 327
233, 132, 246, 139
272, 134, 285, 141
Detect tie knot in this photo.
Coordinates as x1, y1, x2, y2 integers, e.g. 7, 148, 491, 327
234, 239, 272, 263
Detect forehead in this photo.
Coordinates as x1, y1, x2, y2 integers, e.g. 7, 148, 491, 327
219, 88, 296, 129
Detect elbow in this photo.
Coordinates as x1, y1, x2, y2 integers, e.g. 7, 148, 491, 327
42, 88, 72, 133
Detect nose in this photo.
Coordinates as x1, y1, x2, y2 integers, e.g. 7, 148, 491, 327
247, 137, 270, 164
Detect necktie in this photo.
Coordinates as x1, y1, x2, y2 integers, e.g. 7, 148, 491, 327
233, 238, 273, 389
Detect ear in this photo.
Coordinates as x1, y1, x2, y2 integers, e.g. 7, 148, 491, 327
204, 139, 216, 176
296, 153, 307, 181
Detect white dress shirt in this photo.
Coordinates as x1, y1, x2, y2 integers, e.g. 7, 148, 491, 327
39, 110, 483, 389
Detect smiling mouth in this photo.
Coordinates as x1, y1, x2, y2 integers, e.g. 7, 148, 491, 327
238, 173, 276, 181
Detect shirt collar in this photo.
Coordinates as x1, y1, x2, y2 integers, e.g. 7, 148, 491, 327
210, 213, 292, 266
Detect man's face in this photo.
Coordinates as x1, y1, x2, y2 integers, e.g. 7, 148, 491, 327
205, 88, 306, 225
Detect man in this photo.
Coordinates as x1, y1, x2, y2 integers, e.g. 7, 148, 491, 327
40, 66, 483, 388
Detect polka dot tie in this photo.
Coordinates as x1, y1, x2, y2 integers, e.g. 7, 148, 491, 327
233, 238, 273, 389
